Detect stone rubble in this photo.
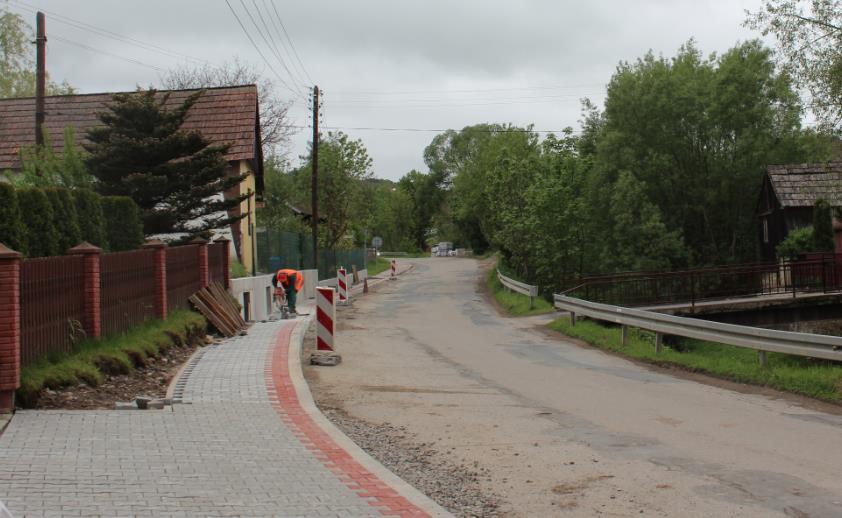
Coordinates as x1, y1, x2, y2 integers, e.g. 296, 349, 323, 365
319, 405, 503, 518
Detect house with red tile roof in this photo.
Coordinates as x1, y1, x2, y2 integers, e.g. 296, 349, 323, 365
0, 84, 264, 273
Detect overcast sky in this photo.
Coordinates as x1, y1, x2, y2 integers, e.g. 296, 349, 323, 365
6, 0, 766, 180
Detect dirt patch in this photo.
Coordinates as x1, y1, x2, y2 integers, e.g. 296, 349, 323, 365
33, 340, 202, 410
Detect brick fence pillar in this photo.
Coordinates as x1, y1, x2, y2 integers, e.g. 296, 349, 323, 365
833, 217, 842, 254
191, 237, 209, 288
0, 243, 21, 412
216, 238, 231, 289
142, 239, 168, 320
68, 242, 102, 340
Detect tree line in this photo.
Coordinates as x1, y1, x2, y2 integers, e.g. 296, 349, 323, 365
335, 40, 833, 294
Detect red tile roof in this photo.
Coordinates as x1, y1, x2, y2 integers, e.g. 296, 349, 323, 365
0, 85, 261, 171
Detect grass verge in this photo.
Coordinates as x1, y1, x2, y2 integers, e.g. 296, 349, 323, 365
17, 310, 207, 407
487, 268, 554, 317
367, 256, 392, 276
547, 317, 842, 403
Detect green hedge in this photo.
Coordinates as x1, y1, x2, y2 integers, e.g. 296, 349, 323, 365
73, 188, 108, 249
18, 187, 59, 257
44, 187, 82, 253
101, 196, 144, 251
0, 182, 25, 254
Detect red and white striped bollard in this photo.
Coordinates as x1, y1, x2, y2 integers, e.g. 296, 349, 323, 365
316, 286, 336, 351
390, 259, 397, 280
337, 266, 349, 305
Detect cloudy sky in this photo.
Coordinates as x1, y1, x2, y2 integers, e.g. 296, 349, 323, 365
6, 0, 766, 180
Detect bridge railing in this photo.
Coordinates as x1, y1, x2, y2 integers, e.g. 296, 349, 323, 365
497, 269, 539, 308
553, 293, 842, 365
563, 254, 842, 308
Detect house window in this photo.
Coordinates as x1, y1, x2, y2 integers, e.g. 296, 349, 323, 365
762, 218, 769, 244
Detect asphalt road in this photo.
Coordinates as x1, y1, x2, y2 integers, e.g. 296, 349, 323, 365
310, 258, 842, 517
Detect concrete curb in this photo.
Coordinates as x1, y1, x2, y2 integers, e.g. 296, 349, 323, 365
287, 299, 451, 517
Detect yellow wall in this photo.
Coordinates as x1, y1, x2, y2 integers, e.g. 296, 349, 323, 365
237, 160, 257, 274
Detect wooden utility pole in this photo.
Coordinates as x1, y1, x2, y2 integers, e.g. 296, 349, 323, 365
35, 11, 47, 150
311, 85, 320, 272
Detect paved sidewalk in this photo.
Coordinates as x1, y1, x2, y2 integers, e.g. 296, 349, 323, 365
0, 312, 432, 517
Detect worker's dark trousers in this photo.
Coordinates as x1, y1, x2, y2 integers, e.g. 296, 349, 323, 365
285, 287, 297, 313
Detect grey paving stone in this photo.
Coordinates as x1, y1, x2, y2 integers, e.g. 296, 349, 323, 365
0, 319, 398, 517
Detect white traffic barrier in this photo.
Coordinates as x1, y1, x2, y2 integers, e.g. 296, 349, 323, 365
390, 259, 396, 280
316, 286, 336, 351
337, 266, 349, 305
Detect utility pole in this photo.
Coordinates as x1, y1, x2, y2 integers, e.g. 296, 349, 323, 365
35, 11, 47, 151
311, 85, 319, 272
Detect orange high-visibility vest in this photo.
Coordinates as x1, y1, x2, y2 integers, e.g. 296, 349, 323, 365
276, 269, 304, 291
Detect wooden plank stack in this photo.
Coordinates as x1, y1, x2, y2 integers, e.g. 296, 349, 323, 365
189, 282, 247, 337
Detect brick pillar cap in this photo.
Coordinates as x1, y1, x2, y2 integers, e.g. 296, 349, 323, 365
189, 236, 208, 245
142, 239, 167, 249
68, 242, 102, 255
0, 242, 22, 259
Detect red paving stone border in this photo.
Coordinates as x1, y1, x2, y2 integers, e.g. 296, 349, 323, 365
266, 323, 430, 518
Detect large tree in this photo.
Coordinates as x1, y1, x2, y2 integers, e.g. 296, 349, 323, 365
161, 59, 294, 154
84, 89, 248, 237
745, 0, 842, 133
292, 132, 373, 249
0, 7, 73, 97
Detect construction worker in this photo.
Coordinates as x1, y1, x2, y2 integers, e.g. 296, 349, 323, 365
272, 268, 304, 316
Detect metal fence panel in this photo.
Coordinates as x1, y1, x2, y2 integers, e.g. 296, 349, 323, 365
101, 249, 157, 335
208, 242, 227, 286
166, 244, 201, 310
20, 255, 86, 365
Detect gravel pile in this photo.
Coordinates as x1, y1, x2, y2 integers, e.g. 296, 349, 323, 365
318, 404, 504, 517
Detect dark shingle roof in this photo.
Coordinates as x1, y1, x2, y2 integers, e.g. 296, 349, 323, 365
767, 162, 842, 208
0, 85, 260, 171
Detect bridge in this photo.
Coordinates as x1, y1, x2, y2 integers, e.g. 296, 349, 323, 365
561, 252, 842, 327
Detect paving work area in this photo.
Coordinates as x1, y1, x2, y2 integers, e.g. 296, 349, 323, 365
0, 314, 439, 517
308, 258, 842, 517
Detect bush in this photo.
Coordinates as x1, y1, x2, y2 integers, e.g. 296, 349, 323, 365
44, 187, 82, 253
101, 196, 144, 251
0, 182, 26, 254
17, 188, 59, 257
777, 226, 814, 259
73, 189, 108, 249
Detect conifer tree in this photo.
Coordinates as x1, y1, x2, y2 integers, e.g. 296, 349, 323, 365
84, 88, 248, 238
73, 189, 108, 249
17, 188, 59, 257
44, 187, 82, 252
0, 183, 25, 254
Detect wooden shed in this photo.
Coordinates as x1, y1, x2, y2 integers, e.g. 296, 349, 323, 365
757, 162, 842, 260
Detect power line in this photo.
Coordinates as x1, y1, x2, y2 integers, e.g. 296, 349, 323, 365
224, 0, 303, 99
328, 83, 606, 96
247, 0, 307, 92
289, 125, 580, 134
9, 0, 209, 65
50, 35, 165, 72
267, 0, 313, 85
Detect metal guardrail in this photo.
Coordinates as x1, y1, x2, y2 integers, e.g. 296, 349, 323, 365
497, 269, 539, 309
553, 293, 842, 365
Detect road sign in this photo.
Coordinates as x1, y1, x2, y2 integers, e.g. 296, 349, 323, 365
372, 236, 383, 248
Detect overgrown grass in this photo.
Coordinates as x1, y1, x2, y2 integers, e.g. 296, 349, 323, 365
548, 317, 842, 402
230, 259, 249, 279
487, 268, 554, 317
18, 310, 206, 407
367, 256, 392, 276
